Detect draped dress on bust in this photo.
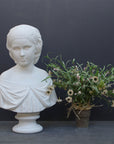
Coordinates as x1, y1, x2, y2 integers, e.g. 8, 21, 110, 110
0, 71, 57, 113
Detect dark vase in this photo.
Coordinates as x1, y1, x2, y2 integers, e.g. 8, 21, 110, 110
76, 110, 91, 128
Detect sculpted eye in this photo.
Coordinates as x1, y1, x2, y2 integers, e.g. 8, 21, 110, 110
24, 46, 31, 49
13, 47, 20, 50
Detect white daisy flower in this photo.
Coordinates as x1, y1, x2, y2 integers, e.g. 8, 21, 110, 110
67, 89, 74, 96
65, 97, 72, 103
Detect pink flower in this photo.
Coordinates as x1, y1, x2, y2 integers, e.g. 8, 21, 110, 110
76, 73, 80, 80
78, 91, 81, 94
53, 67, 60, 71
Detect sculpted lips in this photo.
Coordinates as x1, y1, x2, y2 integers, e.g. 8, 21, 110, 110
20, 59, 26, 61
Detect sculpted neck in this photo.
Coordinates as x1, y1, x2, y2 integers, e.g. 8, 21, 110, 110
15, 64, 35, 73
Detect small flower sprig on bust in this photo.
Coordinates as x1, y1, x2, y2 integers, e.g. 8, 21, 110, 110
46, 85, 54, 96
45, 55, 114, 118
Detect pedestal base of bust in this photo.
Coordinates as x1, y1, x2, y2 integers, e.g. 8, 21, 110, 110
12, 113, 43, 133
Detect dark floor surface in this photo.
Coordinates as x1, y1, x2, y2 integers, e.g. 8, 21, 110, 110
0, 121, 114, 144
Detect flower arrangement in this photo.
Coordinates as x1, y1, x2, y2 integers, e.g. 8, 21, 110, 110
45, 55, 114, 118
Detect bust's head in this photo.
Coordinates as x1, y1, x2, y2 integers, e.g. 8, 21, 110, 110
6, 24, 43, 65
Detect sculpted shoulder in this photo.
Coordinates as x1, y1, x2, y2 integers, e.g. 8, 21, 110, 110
0, 67, 15, 80
0, 66, 49, 83
35, 67, 48, 77
34, 67, 51, 83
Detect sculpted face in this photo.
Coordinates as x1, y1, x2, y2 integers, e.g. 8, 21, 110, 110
10, 38, 36, 67
7, 25, 43, 65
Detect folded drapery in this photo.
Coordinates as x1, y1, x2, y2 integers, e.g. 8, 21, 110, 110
0, 76, 57, 113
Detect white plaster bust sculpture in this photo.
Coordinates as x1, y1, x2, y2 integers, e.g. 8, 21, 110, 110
0, 24, 57, 133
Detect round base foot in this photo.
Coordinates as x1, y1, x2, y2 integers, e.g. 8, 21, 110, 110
12, 113, 43, 133
12, 123, 43, 133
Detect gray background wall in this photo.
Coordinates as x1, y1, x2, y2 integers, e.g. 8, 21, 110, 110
0, 0, 114, 121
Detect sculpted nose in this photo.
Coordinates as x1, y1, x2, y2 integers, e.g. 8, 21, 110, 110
20, 49, 25, 56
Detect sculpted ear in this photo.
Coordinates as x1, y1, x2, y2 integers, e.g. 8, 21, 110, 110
33, 38, 43, 64
38, 38, 43, 50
